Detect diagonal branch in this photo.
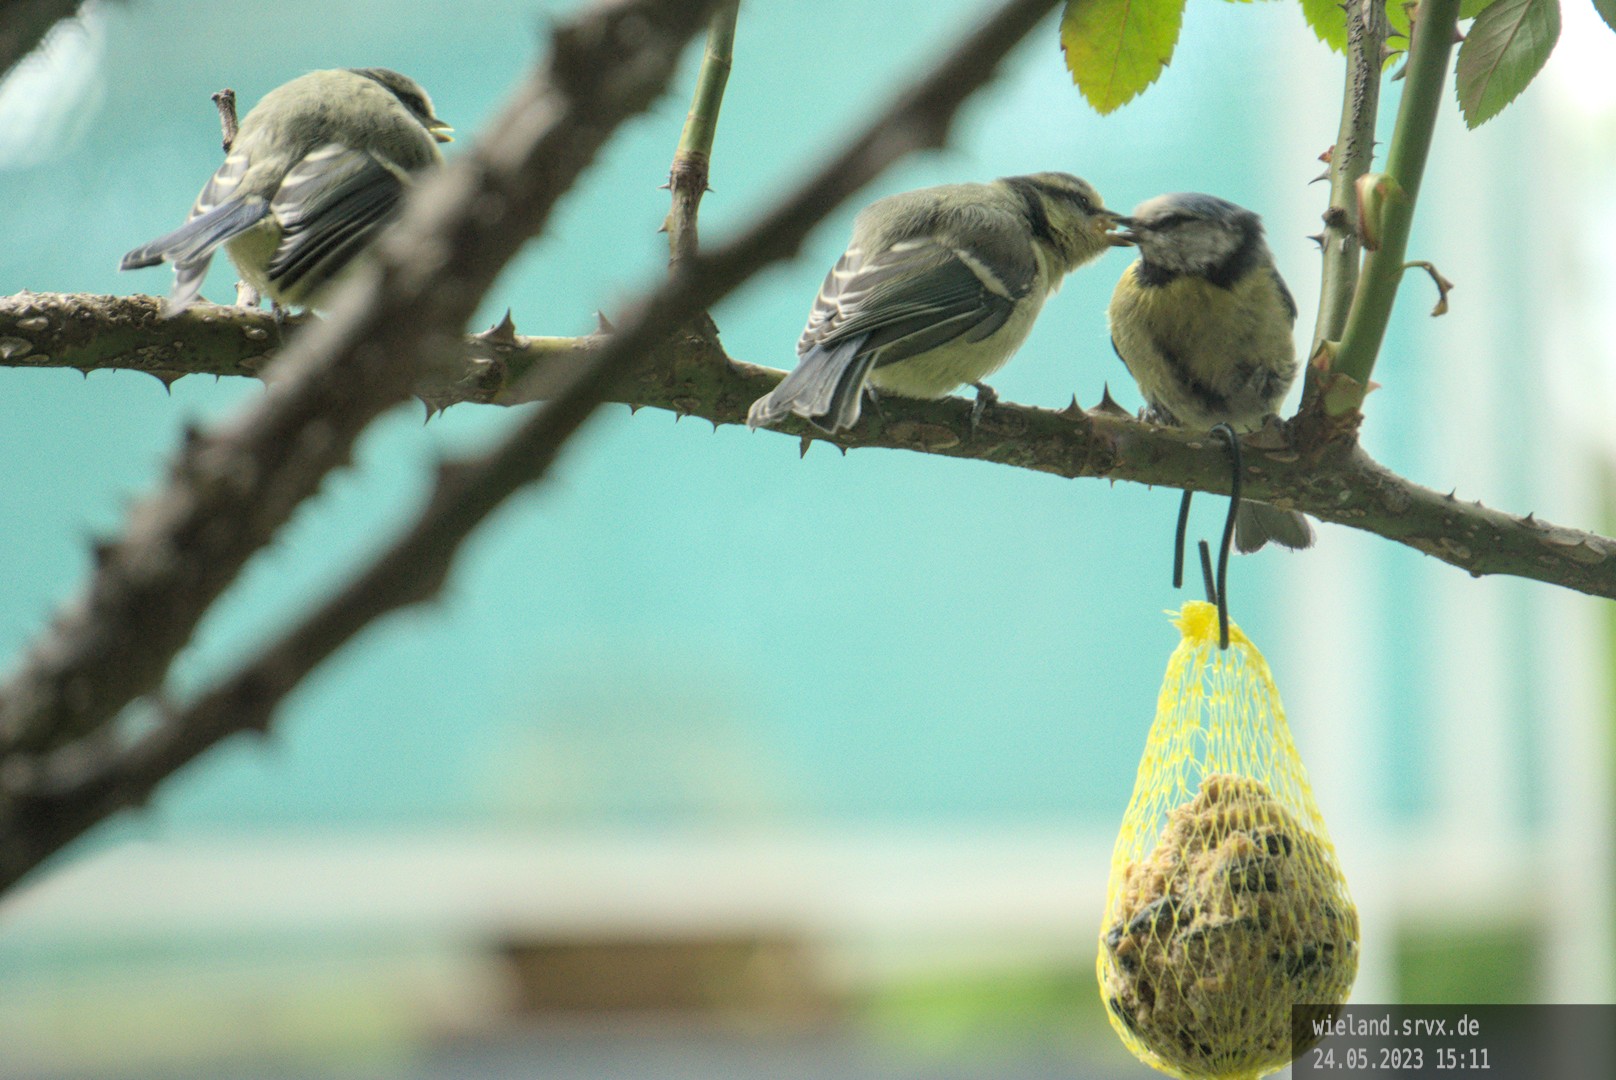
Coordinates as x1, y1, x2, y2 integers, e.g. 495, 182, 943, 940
0, 0, 727, 763
0, 0, 1072, 895
0, 0, 98, 81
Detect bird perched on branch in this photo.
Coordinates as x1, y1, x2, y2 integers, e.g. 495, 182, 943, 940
1108, 193, 1314, 552
748, 172, 1124, 434
121, 68, 452, 315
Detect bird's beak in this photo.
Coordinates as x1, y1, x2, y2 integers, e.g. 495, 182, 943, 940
1108, 214, 1138, 247
428, 120, 454, 143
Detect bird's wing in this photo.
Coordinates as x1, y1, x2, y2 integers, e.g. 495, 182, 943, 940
799, 228, 1035, 369
266, 144, 412, 297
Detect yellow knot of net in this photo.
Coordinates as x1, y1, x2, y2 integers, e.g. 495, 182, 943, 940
1097, 601, 1359, 1080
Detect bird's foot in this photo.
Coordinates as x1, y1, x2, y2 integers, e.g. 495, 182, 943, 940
863, 385, 887, 425
969, 381, 999, 435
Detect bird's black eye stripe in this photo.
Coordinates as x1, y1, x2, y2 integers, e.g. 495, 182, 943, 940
1029, 180, 1095, 214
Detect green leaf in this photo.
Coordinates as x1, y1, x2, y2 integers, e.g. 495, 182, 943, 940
1460, 0, 1502, 17
1455, 0, 1562, 128
1060, 0, 1186, 113
1386, 0, 1412, 42
1299, 0, 1350, 51
1593, 0, 1616, 33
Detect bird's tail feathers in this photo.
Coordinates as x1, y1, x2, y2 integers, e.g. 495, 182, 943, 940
120, 199, 268, 272
1235, 501, 1314, 553
747, 339, 873, 434
120, 199, 269, 317
162, 260, 215, 317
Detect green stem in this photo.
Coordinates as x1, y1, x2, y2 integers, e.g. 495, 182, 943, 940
1310, 0, 1388, 352
1329, 0, 1462, 409
665, 1, 739, 263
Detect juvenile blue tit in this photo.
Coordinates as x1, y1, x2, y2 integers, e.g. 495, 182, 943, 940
748, 172, 1122, 433
1109, 193, 1314, 552
121, 68, 451, 315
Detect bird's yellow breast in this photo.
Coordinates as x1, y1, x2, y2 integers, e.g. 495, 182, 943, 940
1109, 263, 1297, 430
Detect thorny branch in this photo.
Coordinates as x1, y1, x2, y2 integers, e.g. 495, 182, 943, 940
0, 0, 1072, 894
6, 287, 1612, 605
1308, 0, 1388, 354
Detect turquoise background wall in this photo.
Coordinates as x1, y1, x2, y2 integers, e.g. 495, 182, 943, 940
0, 0, 1318, 836
2, 2, 1611, 1076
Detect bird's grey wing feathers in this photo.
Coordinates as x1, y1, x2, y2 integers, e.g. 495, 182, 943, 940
266, 145, 410, 297
805, 238, 1022, 371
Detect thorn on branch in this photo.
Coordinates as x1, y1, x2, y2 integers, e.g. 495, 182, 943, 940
1400, 260, 1455, 316
477, 309, 520, 345
1094, 383, 1130, 417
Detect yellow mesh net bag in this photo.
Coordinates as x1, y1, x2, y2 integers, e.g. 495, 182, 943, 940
1097, 601, 1359, 1079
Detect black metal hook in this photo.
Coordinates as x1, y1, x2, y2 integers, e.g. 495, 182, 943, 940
1171, 425, 1242, 650
1209, 423, 1242, 649
1172, 490, 1193, 590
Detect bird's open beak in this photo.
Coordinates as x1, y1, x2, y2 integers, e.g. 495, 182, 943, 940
1108, 214, 1138, 247
428, 121, 454, 143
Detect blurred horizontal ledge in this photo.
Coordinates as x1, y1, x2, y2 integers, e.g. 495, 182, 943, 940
0, 824, 1562, 955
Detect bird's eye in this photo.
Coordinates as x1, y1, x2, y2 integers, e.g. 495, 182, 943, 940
1075, 193, 1094, 213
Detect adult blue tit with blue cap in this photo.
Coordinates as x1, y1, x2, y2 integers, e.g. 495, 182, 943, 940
1108, 193, 1314, 552
121, 68, 452, 316
748, 172, 1124, 434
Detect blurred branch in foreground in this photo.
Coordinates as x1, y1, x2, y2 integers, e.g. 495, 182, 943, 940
0, 0, 732, 888
0, 0, 1071, 895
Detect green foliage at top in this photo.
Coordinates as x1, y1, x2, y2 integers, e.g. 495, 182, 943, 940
1594, 0, 1616, 33
1461, 0, 1504, 16
1060, 0, 1187, 114
1455, 0, 1561, 128
1300, 0, 1412, 53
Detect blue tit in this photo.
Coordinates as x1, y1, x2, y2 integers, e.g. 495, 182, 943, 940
748, 172, 1122, 434
1108, 193, 1314, 552
121, 68, 451, 315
